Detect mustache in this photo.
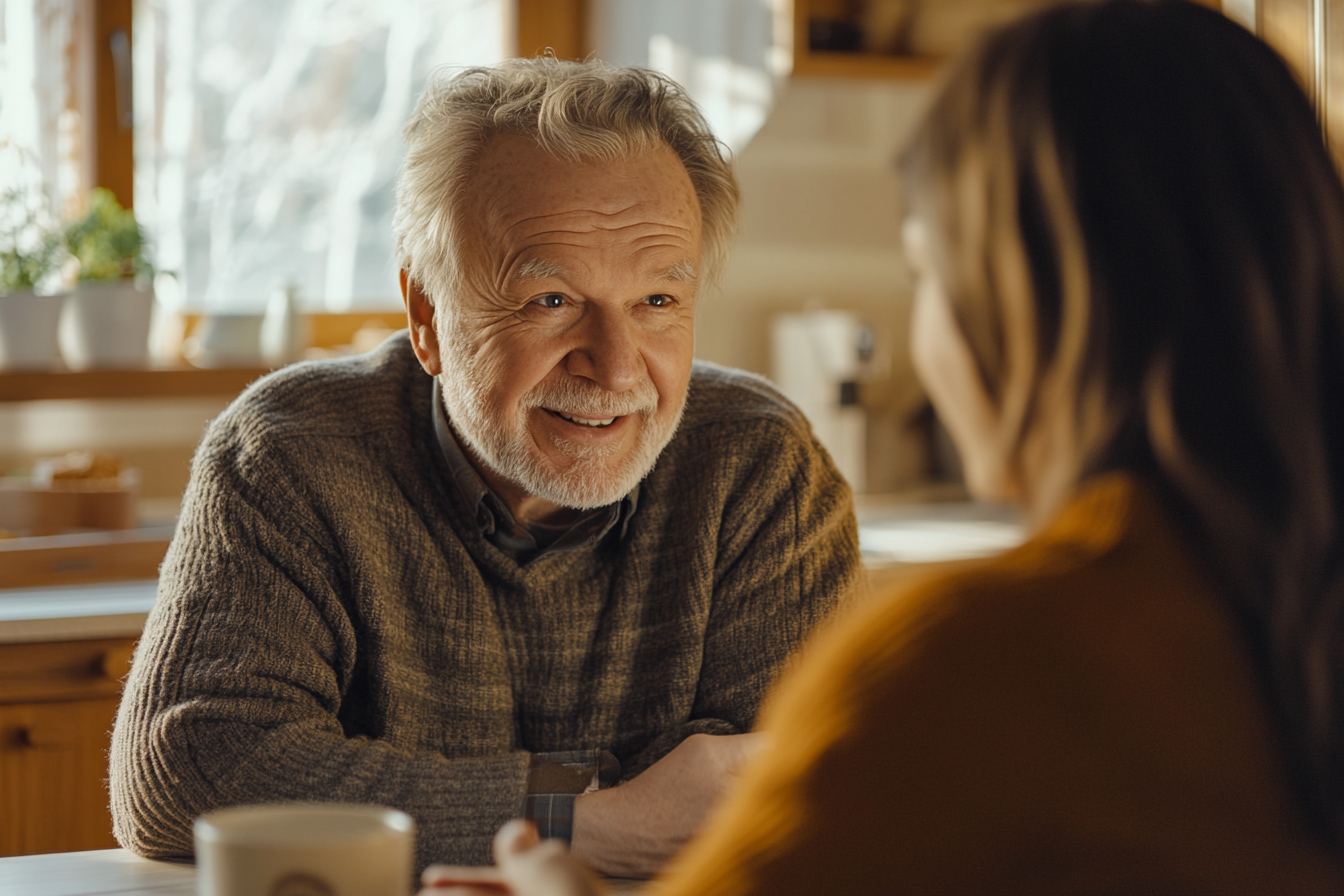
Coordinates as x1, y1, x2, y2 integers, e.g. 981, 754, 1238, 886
523, 377, 659, 418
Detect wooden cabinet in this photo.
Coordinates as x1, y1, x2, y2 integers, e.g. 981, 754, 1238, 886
0, 529, 172, 590
0, 637, 136, 857
790, 0, 1225, 80
793, 0, 943, 79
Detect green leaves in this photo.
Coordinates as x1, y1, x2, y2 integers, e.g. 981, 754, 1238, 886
63, 188, 154, 284
1, 186, 156, 293
0, 186, 66, 295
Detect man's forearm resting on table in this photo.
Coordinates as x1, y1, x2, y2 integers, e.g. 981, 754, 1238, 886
568, 732, 762, 879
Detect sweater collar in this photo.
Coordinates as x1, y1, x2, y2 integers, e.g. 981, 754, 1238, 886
431, 378, 639, 563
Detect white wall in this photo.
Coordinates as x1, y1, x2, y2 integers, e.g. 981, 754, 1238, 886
696, 75, 935, 492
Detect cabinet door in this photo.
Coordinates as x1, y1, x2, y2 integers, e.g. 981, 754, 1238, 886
0, 697, 122, 856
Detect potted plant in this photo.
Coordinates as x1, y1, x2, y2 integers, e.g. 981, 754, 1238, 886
61, 188, 156, 369
0, 185, 69, 370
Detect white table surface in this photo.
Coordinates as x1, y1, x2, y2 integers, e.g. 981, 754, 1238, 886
0, 848, 647, 895
0, 849, 195, 896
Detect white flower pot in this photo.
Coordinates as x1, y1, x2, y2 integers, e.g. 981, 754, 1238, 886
60, 281, 155, 369
0, 290, 67, 370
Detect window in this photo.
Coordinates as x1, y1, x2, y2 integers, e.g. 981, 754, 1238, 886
136, 0, 508, 313
1, 0, 795, 315
0, 0, 95, 225
1, 0, 508, 313
592, 0, 787, 154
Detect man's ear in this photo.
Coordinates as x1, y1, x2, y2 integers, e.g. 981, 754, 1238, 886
400, 269, 443, 376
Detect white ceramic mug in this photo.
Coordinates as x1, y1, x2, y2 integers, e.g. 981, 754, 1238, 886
194, 803, 415, 896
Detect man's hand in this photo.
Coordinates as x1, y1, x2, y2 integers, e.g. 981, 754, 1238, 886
570, 732, 763, 878
420, 820, 603, 896
420, 733, 764, 892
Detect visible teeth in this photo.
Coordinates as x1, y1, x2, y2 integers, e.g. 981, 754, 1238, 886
557, 411, 616, 427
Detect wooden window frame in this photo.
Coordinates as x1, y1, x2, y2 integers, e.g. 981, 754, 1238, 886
88, 0, 134, 209
516, 0, 591, 60
89, 0, 590, 211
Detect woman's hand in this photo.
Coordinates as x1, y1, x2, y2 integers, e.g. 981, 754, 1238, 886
419, 820, 606, 896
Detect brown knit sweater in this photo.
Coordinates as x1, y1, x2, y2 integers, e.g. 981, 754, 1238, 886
108, 333, 860, 869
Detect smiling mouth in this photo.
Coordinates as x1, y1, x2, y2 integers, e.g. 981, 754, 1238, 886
547, 409, 618, 428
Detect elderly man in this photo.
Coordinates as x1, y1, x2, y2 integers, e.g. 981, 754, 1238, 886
110, 59, 859, 875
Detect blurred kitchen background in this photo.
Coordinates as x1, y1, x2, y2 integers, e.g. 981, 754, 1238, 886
0, 0, 1330, 534
4, 0, 1341, 859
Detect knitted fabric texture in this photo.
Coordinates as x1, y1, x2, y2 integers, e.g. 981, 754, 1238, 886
109, 333, 860, 869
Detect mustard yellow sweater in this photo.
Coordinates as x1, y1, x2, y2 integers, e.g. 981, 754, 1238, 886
658, 473, 1344, 894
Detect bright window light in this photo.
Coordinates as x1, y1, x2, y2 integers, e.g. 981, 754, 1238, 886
134, 0, 508, 313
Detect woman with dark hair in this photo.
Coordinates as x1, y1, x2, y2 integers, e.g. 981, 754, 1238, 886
422, 1, 1344, 892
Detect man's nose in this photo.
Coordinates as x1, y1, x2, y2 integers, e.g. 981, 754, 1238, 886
565, 307, 642, 392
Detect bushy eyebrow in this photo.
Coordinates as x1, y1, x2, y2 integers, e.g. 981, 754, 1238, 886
658, 260, 699, 283
514, 258, 569, 280
513, 257, 697, 283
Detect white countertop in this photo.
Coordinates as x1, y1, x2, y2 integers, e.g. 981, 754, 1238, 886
0, 579, 157, 644
857, 499, 1023, 565
0, 849, 194, 896
0, 497, 1024, 646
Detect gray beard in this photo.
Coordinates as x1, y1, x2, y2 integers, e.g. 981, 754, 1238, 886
434, 322, 685, 510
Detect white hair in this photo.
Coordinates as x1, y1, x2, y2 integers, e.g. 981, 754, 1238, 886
394, 57, 740, 306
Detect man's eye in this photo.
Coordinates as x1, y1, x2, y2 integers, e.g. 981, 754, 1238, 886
645, 294, 673, 307
533, 294, 566, 308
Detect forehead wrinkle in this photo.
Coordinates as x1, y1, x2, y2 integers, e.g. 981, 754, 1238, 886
500, 196, 663, 221
503, 224, 699, 248
499, 206, 698, 239
627, 232, 697, 255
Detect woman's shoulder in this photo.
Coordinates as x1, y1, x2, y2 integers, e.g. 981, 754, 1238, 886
761, 473, 1218, 728
726, 477, 1344, 895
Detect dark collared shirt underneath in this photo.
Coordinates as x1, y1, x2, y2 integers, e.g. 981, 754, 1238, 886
431, 379, 638, 564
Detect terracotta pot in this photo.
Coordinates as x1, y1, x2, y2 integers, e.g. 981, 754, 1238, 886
0, 290, 67, 370
60, 280, 155, 369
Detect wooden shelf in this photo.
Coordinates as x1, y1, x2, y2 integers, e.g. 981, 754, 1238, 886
793, 50, 943, 80
0, 526, 173, 589
792, 0, 945, 81
0, 312, 407, 403
790, 0, 1225, 80
0, 366, 272, 402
